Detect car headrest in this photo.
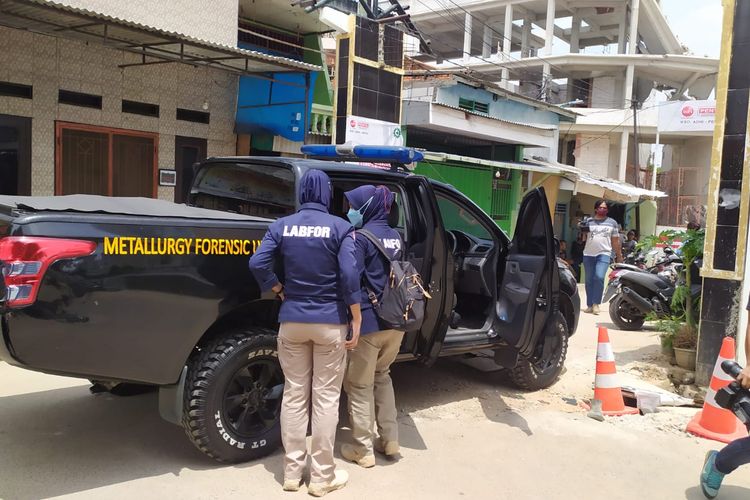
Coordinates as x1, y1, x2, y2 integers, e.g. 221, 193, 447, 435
388, 199, 400, 228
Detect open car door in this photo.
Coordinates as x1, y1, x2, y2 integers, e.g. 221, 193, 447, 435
495, 187, 557, 358
404, 176, 451, 365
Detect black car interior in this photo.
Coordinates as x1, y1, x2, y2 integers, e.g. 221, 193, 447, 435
447, 230, 497, 330
329, 180, 407, 243
433, 191, 503, 335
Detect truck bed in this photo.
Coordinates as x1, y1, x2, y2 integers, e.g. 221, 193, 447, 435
0, 194, 275, 385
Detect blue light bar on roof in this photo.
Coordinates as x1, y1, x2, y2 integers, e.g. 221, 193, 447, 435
301, 144, 424, 164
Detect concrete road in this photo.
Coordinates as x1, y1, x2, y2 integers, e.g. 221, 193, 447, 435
1, 305, 749, 499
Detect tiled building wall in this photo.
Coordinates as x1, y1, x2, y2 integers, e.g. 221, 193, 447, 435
57, 0, 239, 47
697, 0, 750, 386
674, 137, 713, 198
0, 26, 238, 200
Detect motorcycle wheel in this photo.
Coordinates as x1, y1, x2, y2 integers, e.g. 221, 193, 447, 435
609, 294, 646, 331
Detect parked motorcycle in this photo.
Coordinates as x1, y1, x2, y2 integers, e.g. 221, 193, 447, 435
602, 248, 682, 304
622, 248, 647, 269
605, 255, 697, 331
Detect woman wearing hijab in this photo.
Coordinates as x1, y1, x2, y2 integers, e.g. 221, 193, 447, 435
340, 185, 404, 468
249, 169, 361, 497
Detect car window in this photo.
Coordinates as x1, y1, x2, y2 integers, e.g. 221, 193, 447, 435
514, 193, 547, 256
435, 193, 491, 240
330, 180, 407, 237
192, 162, 295, 218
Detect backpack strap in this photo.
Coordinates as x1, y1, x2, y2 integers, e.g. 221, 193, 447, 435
357, 229, 394, 262
356, 229, 394, 307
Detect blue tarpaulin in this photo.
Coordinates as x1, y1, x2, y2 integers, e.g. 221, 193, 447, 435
235, 71, 317, 142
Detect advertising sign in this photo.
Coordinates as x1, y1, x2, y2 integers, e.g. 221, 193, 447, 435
657, 100, 716, 133
345, 115, 404, 146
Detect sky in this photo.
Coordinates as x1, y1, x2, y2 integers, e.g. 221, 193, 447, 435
660, 0, 722, 57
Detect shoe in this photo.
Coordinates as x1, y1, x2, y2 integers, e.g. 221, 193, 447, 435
308, 470, 348, 497
283, 478, 302, 492
341, 443, 375, 468
583, 307, 594, 314
374, 438, 400, 457
592, 304, 600, 315
700, 450, 725, 499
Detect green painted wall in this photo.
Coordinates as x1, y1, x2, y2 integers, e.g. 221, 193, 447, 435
415, 161, 493, 213
414, 160, 522, 234
303, 35, 333, 107
639, 200, 658, 236
507, 146, 523, 235
508, 169, 522, 236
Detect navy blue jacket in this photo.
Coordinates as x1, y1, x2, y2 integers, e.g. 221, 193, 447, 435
249, 169, 359, 325
345, 185, 403, 335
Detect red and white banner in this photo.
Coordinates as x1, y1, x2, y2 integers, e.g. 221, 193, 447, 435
657, 100, 716, 134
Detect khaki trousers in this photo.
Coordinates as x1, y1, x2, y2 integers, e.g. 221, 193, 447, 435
277, 322, 347, 484
344, 329, 405, 455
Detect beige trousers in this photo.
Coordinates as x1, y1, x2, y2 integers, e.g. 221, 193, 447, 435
344, 329, 405, 455
277, 322, 347, 484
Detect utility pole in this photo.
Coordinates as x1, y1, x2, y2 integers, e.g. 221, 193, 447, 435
631, 98, 641, 234
631, 98, 640, 189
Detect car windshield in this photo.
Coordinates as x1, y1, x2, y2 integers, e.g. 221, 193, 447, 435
436, 194, 491, 241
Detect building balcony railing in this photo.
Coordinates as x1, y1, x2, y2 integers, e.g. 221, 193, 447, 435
310, 104, 333, 136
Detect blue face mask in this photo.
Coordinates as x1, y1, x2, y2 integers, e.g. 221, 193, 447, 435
346, 196, 373, 228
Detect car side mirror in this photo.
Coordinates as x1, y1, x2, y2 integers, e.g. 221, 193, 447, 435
553, 238, 561, 256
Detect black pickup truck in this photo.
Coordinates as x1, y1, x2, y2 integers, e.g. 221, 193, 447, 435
0, 157, 579, 463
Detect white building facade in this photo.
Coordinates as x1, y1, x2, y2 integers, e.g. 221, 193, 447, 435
407, 0, 719, 228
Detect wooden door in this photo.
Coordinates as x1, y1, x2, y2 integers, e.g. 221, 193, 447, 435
56, 122, 158, 197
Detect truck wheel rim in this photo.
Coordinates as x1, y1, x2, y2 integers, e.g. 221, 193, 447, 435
532, 321, 564, 373
222, 359, 283, 438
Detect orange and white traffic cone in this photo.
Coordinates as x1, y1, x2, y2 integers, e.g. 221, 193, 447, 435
686, 336, 747, 443
585, 326, 639, 416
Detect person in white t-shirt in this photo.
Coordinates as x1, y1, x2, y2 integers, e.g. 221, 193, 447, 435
581, 200, 623, 314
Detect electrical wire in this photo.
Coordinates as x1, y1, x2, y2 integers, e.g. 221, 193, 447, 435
572, 99, 678, 151
326, 6, 680, 155
331, 4, 629, 109
428, 0, 627, 101
413, 0, 628, 104
411, 0, 551, 86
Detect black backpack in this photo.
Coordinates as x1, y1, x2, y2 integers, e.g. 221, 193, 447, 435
357, 229, 431, 332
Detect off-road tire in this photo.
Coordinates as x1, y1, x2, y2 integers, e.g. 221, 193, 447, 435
509, 311, 568, 390
182, 329, 283, 463
609, 295, 646, 331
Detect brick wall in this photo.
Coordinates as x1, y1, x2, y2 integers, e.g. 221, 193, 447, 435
591, 76, 617, 109
0, 26, 238, 200
575, 134, 611, 178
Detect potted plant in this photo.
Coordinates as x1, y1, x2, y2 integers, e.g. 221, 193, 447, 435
665, 228, 704, 370
673, 324, 698, 370
651, 314, 678, 358
639, 228, 704, 370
